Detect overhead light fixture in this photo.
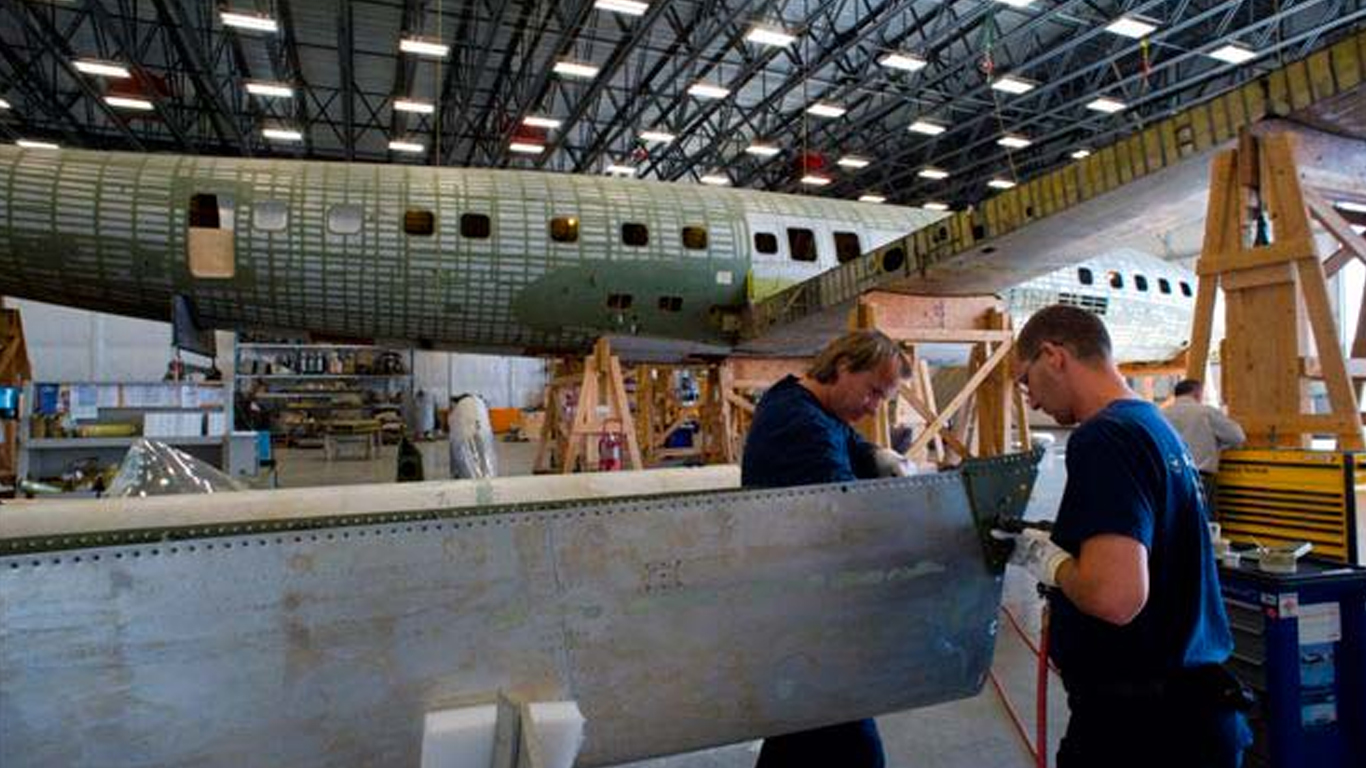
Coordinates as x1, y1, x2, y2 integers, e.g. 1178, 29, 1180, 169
1070, 148, 1092, 159
605, 163, 636, 176
553, 60, 601, 79
1333, 200, 1366, 214
990, 75, 1036, 95
800, 175, 832, 187
220, 10, 278, 33
246, 81, 294, 99
878, 52, 926, 72
509, 141, 545, 155
0, 98, 9, 109
1105, 16, 1158, 39
523, 115, 562, 129
997, 134, 1032, 149
394, 98, 436, 115
908, 120, 947, 136
16, 139, 60, 150
858, 194, 886, 204
262, 128, 303, 142
72, 59, 131, 78
992, 0, 1034, 7
918, 167, 949, 180
806, 103, 847, 119
687, 82, 730, 100
837, 156, 870, 169
987, 178, 1017, 190
104, 95, 155, 111
399, 38, 450, 58
746, 26, 796, 47
388, 140, 425, 153
594, 0, 648, 15
1208, 43, 1257, 65
1086, 96, 1127, 113
923, 202, 950, 211
640, 130, 675, 143
745, 143, 781, 157
700, 174, 730, 186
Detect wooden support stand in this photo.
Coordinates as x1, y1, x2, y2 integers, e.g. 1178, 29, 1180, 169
1186, 132, 1365, 450
533, 339, 643, 474
0, 309, 31, 490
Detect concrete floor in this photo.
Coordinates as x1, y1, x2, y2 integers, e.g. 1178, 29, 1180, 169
267, 436, 1075, 768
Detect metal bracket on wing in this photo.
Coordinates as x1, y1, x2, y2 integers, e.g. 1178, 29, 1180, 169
958, 445, 1045, 572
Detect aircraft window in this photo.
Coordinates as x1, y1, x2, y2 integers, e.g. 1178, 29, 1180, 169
253, 200, 288, 232
1107, 271, 1124, 290
460, 213, 491, 239
1134, 274, 1149, 292
682, 226, 708, 250
1077, 267, 1094, 285
607, 293, 633, 310
1158, 278, 1172, 294
327, 204, 364, 235
622, 223, 649, 247
1179, 281, 1193, 297
835, 232, 862, 264
550, 216, 579, 243
404, 209, 435, 236
754, 232, 778, 254
788, 228, 818, 262
188, 193, 235, 279
658, 296, 684, 312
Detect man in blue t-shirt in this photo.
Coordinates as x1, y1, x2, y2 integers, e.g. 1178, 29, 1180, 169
1000, 305, 1251, 768
743, 329, 914, 768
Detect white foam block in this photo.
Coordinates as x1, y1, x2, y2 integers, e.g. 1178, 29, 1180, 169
526, 701, 585, 768
420, 704, 498, 768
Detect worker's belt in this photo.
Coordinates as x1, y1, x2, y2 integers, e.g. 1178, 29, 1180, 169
1064, 664, 1255, 713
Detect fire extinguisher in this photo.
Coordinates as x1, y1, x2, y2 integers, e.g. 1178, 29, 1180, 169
598, 418, 624, 472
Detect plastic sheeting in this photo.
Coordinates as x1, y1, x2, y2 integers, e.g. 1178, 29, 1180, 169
448, 395, 497, 479
106, 438, 245, 497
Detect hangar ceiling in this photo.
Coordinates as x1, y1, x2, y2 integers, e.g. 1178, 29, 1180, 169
1, 1, 1362, 210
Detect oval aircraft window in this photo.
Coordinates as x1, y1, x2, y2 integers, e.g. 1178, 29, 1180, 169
880, 247, 905, 273
550, 216, 579, 243
622, 223, 649, 247
682, 226, 708, 250
253, 200, 288, 232
328, 204, 364, 236
404, 209, 436, 236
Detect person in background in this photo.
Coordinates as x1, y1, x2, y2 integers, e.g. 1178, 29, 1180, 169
1163, 378, 1246, 508
742, 329, 914, 768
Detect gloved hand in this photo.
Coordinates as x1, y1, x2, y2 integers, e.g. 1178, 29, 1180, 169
991, 528, 1072, 587
872, 447, 913, 477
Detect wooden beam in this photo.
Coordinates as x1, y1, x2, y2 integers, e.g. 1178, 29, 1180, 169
905, 341, 1011, 459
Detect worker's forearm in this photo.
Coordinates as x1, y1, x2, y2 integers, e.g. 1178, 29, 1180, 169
1054, 557, 1145, 626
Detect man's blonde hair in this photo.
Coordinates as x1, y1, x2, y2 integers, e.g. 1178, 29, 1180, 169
807, 330, 911, 384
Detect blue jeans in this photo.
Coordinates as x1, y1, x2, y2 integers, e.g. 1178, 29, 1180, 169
755, 718, 884, 768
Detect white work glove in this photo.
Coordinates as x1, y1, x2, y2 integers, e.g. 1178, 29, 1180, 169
872, 447, 913, 477
992, 528, 1072, 588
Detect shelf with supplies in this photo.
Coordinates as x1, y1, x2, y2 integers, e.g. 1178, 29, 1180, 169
234, 340, 413, 446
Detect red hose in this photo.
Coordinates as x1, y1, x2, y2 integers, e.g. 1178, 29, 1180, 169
1036, 605, 1050, 768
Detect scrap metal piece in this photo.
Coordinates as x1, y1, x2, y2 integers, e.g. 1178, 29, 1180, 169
0, 451, 1041, 767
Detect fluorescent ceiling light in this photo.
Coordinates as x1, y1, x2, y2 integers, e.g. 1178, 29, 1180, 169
553, 60, 600, 79
837, 156, 870, 169
246, 81, 294, 99
72, 59, 131, 78
908, 120, 946, 136
1086, 96, 1126, 113
594, 0, 648, 15
522, 115, 562, 129
918, 167, 949, 180
1071, 148, 1092, 159
0, 98, 8, 109
640, 130, 675, 143
509, 141, 545, 154
997, 134, 1032, 149
987, 178, 1017, 190
858, 194, 886, 204
104, 95, 155, 111
1333, 200, 1366, 214
700, 174, 730, 186
394, 99, 435, 115
687, 82, 730, 100
220, 11, 278, 33
388, 140, 425, 153
799, 175, 831, 187
878, 52, 926, 72
605, 164, 636, 176
992, 0, 1034, 7
16, 139, 59, 150
990, 75, 1036, 95
745, 143, 781, 157
1208, 44, 1257, 65
399, 38, 450, 58
262, 128, 303, 142
806, 103, 847, 118
746, 26, 796, 47
923, 202, 950, 211
1105, 16, 1158, 39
